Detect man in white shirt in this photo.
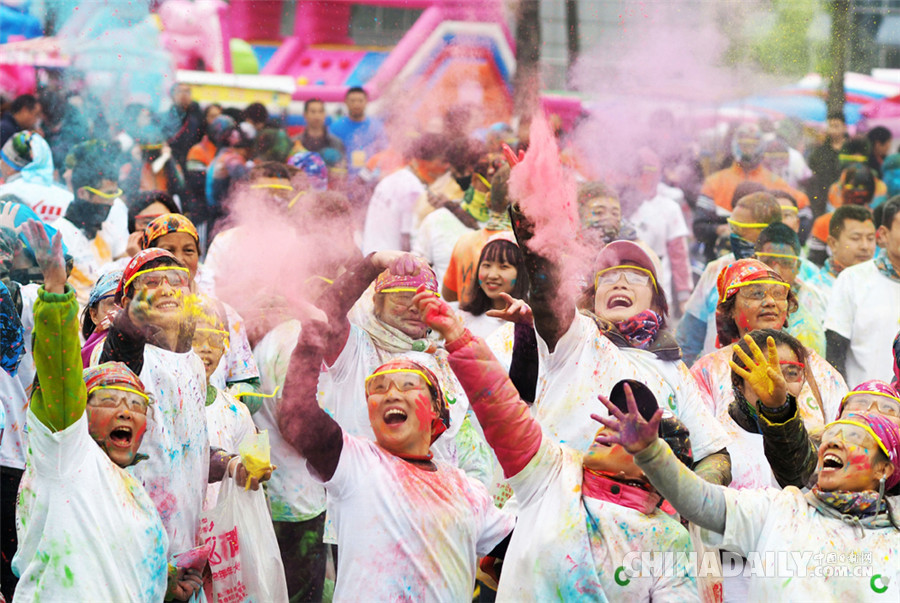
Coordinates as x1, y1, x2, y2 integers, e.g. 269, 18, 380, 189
825, 196, 900, 386
361, 134, 448, 254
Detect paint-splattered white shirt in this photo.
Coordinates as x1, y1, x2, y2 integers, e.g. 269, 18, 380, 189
320, 433, 514, 602
14, 411, 168, 601
204, 387, 255, 510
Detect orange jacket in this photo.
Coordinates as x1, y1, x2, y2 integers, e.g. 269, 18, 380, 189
701, 163, 809, 211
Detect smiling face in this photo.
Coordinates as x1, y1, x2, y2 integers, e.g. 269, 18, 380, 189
123, 267, 191, 327
593, 266, 655, 323
478, 258, 517, 303
375, 291, 428, 339
840, 394, 900, 426
87, 388, 149, 467
580, 195, 621, 231
816, 421, 894, 492
192, 320, 228, 381
154, 232, 199, 281
730, 282, 790, 336
365, 370, 436, 457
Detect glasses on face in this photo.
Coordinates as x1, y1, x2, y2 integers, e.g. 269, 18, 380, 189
842, 394, 900, 418
365, 369, 432, 396
595, 266, 656, 290
124, 266, 191, 291
87, 386, 150, 415
755, 252, 800, 270
779, 361, 805, 383
822, 420, 889, 458
193, 328, 230, 349
732, 281, 790, 302
83, 186, 123, 200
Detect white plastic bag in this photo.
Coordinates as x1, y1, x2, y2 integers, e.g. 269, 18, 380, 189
200, 475, 288, 603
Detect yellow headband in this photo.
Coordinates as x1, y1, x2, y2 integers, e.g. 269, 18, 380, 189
838, 154, 868, 163
365, 368, 433, 389
233, 386, 280, 399
87, 385, 150, 403
727, 218, 769, 229
123, 265, 190, 289
721, 279, 790, 303
378, 287, 439, 296
755, 252, 800, 261
780, 206, 798, 213
594, 265, 658, 292
824, 419, 891, 459
287, 190, 307, 209
250, 183, 293, 191
305, 275, 334, 286
840, 390, 900, 407
475, 172, 492, 190
83, 186, 123, 199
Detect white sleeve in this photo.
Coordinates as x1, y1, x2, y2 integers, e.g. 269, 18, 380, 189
506, 437, 564, 507
26, 410, 92, 478
474, 483, 516, 556
701, 487, 789, 554
539, 312, 597, 373
325, 325, 365, 385
322, 433, 379, 500
823, 271, 854, 338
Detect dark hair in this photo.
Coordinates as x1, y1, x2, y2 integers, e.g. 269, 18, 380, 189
716, 280, 798, 346
867, 126, 892, 145
735, 192, 783, 225
203, 103, 222, 122
770, 189, 797, 208
842, 136, 871, 158
829, 205, 874, 239
826, 111, 846, 123
121, 256, 184, 301
10, 94, 37, 114
578, 181, 618, 206
730, 181, 766, 209
127, 191, 180, 233
843, 163, 876, 199
249, 160, 294, 181
444, 138, 485, 174
70, 141, 120, 192
304, 98, 325, 113
460, 239, 529, 316
243, 102, 268, 124
253, 128, 292, 163
880, 196, 900, 232
730, 328, 806, 389
407, 133, 445, 162
345, 86, 367, 99
756, 222, 800, 254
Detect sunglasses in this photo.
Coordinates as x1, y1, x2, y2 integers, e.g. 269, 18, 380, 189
365, 369, 432, 396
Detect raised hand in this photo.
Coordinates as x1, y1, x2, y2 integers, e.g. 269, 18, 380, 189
20, 219, 66, 294
485, 292, 533, 325
501, 142, 525, 167
729, 334, 787, 409
412, 285, 465, 343
371, 250, 418, 274
592, 384, 662, 454
0, 203, 20, 231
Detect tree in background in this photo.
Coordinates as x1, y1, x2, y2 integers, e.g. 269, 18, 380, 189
513, 0, 541, 117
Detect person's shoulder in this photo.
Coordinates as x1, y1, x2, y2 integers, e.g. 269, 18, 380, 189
837, 259, 876, 281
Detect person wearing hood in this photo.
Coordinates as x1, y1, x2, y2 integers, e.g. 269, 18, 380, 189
275, 316, 513, 602
415, 289, 699, 600
691, 261, 847, 482
0, 130, 73, 222
52, 140, 130, 304
503, 198, 733, 487
599, 351, 900, 601
11, 219, 199, 601
693, 123, 809, 264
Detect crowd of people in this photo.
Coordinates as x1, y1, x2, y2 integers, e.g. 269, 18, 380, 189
0, 79, 899, 603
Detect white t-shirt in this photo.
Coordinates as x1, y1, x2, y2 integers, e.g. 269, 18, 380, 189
413, 207, 473, 287
208, 300, 261, 388
824, 259, 900, 387
204, 387, 256, 509
534, 313, 731, 461
252, 319, 327, 522
701, 486, 900, 601
0, 284, 38, 470
319, 433, 513, 602
362, 167, 425, 254
691, 346, 846, 490
0, 179, 73, 222
500, 438, 698, 601
132, 345, 209, 559
451, 300, 507, 342
631, 193, 691, 299
13, 411, 168, 601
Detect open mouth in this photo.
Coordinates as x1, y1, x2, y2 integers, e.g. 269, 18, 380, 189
607, 295, 633, 309
109, 426, 133, 448
156, 300, 180, 311
822, 452, 845, 470
383, 408, 408, 425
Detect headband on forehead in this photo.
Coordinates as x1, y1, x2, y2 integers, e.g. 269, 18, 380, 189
716, 258, 785, 304
116, 248, 182, 302
140, 213, 199, 250
827, 413, 900, 490
83, 362, 149, 402
374, 258, 439, 296
368, 359, 449, 443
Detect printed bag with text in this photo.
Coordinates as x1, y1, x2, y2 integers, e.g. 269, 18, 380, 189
200, 476, 288, 603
